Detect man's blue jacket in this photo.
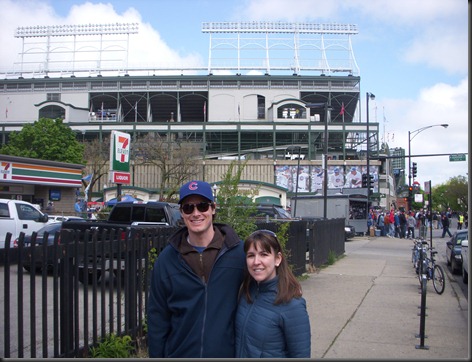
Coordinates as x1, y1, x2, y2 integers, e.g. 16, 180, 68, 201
147, 223, 245, 358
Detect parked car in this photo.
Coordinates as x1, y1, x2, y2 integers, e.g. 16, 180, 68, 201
461, 239, 468, 284
446, 230, 468, 274
252, 204, 293, 220
47, 215, 85, 223
20, 220, 86, 272
345, 224, 356, 240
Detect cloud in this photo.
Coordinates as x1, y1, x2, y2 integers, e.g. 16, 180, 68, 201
0, 0, 203, 73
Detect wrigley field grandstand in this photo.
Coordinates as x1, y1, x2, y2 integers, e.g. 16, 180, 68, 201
0, 21, 388, 230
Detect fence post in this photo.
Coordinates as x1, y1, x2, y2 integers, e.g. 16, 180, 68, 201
415, 249, 429, 350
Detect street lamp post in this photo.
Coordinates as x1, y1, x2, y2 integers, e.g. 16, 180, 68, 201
407, 123, 448, 211
322, 102, 332, 219
287, 145, 301, 218
306, 101, 330, 219
366, 92, 375, 216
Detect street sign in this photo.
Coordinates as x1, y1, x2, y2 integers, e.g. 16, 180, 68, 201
449, 154, 466, 162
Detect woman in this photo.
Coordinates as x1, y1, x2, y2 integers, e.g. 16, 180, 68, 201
235, 229, 311, 358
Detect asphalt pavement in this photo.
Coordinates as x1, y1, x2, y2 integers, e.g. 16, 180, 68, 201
302, 228, 469, 359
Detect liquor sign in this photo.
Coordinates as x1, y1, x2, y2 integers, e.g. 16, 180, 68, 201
110, 131, 131, 184
111, 171, 131, 184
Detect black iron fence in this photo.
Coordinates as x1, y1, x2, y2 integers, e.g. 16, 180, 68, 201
0, 219, 344, 358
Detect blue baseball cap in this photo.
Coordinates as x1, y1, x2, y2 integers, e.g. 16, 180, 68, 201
179, 180, 214, 204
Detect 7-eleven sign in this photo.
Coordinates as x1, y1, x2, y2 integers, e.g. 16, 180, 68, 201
110, 131, 131, 172
1, 161, 12, 180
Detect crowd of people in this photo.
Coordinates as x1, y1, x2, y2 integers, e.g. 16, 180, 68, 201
367, 207, 467, 239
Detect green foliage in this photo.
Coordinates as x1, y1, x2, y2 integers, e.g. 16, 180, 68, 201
90, 333, 134, 358
431, 175, 468, 212
327, 250, 337, 265
0, 118, 85, 164
215, 160, 260, 240
274, 221, 290, 255
96, 206, 112, 220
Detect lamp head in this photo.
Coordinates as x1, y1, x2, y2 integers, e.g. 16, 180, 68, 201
440, 124, 449, 128
367, 92, 375, 100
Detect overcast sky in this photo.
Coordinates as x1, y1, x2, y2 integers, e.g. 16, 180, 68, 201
0, 0, 468, 188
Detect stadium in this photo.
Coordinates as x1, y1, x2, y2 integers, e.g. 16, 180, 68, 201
0, 21, 396, 230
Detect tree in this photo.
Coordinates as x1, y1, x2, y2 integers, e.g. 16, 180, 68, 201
133, 133, 200, 201
215, 160, 260, 240
0, 118, 85, 164
432, 176, 469, 212
432, 175, 468, 212
82, 136, 111, 202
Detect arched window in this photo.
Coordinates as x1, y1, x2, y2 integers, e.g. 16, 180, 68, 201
39, 105, 65, 120
277, 103, 306, 119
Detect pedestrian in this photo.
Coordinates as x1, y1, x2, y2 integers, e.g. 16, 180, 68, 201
457, 212, 464, 230
389, 210, 395, 237
74, 199, 82, 216
377, 212, 385, 236
147, 180, 246, 358
394, 211, 400, 238
235, 229, 311, 358
45, 201, 55, 213
399, 211, 407, 239
384, 212, 391, 237
441, 212, 453, 238
407, 212, 416, 239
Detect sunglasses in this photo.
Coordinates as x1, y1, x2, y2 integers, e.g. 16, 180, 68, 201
181, 202, 213, 215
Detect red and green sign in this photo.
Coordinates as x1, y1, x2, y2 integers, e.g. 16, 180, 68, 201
110, 130, 131, 184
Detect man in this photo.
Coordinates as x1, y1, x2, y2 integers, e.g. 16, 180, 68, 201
441, 212, 453, 238
329, 167, 344, 188
147, 180, 245, 358
311, 166, 323, 191
345, 167, 362, 188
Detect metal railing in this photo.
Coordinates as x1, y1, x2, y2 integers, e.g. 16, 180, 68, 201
1, 219, 343, 358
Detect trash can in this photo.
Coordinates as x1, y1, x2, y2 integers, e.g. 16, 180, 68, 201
370, 226, 375, 237
375, 229, 381, 237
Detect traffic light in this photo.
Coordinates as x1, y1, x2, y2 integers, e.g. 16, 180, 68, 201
412, 162, 417, 178
369, 175, 375, 194
362, 173, 368, 188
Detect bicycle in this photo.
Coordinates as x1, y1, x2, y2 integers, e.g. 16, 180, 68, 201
417, 240, 446, 295
412, 238, 428, 274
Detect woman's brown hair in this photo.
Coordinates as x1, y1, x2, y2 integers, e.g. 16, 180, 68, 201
240, 229, 302, 305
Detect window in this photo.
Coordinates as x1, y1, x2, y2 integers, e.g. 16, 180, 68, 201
0, 203, 10, 217
15, 203, 42, 221
146, 208, 166, 223
47, 93, 61, 102
257, 95, 265, 119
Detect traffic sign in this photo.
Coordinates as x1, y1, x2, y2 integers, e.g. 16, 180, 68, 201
449, 154, 466, 162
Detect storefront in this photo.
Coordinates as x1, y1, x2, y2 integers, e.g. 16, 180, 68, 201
0, 154, 84, 215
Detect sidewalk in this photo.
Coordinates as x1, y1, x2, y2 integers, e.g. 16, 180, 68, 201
302, 232, 469, 359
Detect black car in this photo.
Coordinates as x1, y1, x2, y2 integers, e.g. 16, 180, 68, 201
20, 220, 86, 272
345, 224, 356, 240
446, 230, 468, 274
252, 204, 293, 220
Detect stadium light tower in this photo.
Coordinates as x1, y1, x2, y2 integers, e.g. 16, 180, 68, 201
407, 123, 448, 211
14, 23, 139, 76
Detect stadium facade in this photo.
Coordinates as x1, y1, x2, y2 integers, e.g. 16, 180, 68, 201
0, 21, 399, 213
